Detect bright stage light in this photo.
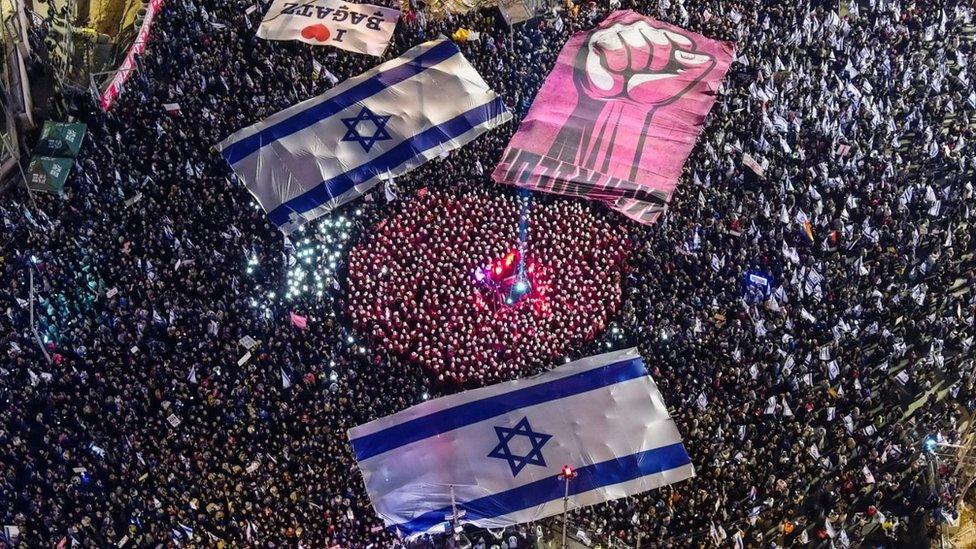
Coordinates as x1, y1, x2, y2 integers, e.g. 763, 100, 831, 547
476, 249, 537, 308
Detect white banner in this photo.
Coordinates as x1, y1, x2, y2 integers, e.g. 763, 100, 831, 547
257, 0, 400, 56
217, 39, 511, 233
348, 348, 694, 539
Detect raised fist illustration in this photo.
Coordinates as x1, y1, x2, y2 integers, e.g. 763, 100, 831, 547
538, 16, 720, 191
579, 21, 715, 105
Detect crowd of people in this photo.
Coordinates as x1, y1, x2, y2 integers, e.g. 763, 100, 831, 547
0, 0, 974, 546
347, 187, 629, 385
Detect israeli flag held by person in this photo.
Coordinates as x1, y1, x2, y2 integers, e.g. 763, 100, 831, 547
217, 38, 511, 234
348, 348, 694, 539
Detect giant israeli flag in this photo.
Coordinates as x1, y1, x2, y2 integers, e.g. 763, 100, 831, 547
348, 348, 694, 539
216, 38, 511, 233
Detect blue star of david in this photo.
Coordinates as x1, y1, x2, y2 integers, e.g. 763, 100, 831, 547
340, 107, 392, 152
487, 416, 552, 477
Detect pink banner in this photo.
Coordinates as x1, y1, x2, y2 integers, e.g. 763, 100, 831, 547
289, 311, 308, 329
492, 11, 734, 223
99, 0, 166, 111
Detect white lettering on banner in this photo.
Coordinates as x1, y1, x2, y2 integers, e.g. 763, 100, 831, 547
257, 0, 400, 56
100, 0, 166, 111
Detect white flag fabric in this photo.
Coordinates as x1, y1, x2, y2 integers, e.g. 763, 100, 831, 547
217, 39, 511, 233
348, 348, 694, 539
256, 0, 400, 56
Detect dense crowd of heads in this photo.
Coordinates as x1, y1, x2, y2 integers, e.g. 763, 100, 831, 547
347, 186, 629, 385
1, 0, 974, 547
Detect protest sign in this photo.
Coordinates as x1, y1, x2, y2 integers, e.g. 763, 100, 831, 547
257, 0, 400, 56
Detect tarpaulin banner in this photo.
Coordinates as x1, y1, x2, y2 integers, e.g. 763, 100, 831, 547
492, 11, 734, 224
34, 121, 87, 158
99, 0, 165, 111
256, 0, 400, 56
27, 156, 73, 194
348, 348, 694, 539
217, 38, 511, 234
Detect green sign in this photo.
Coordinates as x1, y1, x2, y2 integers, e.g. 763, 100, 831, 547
34, 121, 88, 158
26, 156, 74, 194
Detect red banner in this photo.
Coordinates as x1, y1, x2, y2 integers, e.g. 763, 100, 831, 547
492, 11, 734, 224
99, 0, 166, 111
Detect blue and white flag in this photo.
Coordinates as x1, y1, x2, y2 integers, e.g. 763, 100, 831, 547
348, 348, 694, 539
217, 38, 511, 233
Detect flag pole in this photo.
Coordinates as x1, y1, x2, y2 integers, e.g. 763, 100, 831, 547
28, 266, 51, 365
450, 484, 460, 542
559, 465, 577, 549
561, 477, 569, 549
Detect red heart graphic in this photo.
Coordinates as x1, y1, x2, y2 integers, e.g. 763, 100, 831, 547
301, 24, 330, 42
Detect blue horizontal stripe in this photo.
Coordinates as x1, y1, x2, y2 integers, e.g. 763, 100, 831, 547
394, 442, 692, 537
350, 356, 646, 462
267, 96, 509, 227
221, 40, 459, 165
